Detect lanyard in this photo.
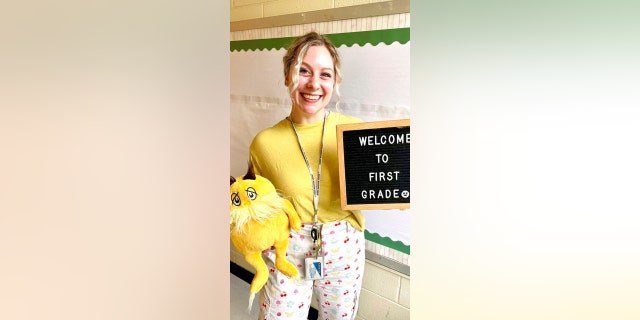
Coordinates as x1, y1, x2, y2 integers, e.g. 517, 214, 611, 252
289, 111, 328, 248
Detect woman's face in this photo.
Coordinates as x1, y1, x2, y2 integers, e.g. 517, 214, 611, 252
289, 45, 335, 123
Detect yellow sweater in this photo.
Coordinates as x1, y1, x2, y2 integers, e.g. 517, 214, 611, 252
249, 112, 365, 231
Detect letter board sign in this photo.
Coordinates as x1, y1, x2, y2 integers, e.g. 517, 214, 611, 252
337, 119, 410, 210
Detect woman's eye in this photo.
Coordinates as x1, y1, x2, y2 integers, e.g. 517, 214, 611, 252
299, 68, 311, 76
321, 72, 333, 79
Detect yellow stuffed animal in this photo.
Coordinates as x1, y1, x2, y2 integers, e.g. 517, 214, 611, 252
230, 162, 301, 309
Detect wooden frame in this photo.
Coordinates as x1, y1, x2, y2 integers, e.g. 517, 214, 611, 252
337, 119, 410, 210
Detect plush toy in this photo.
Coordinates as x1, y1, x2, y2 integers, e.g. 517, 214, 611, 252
230, 162, 301, 309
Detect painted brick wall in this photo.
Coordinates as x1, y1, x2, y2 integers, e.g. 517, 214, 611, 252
230, 13, 409, 41
231, 0, 390, 22
357, 261, 410, 320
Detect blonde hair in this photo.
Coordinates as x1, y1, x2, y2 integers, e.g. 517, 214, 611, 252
283, 31, 342, 110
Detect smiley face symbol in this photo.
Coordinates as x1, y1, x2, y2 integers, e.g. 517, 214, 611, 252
401, 190, 410, 198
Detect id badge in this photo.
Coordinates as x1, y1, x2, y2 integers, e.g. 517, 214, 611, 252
304, 257, 324, 280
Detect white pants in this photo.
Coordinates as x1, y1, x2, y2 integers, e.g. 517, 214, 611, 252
258, 220, 365, 320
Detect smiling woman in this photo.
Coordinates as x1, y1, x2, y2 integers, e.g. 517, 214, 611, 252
288, 45, 335, 123
248, 31, 367, 320
229, 12, 412, 319
284, 33, 341, 124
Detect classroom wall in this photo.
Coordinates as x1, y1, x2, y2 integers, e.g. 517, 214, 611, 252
230, 1, 410, 318
231, 0, 393, 22
230, 26, 411, 255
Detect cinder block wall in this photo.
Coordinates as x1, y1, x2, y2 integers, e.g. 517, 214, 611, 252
230, 1, 410, 319
231, 0, 391, 22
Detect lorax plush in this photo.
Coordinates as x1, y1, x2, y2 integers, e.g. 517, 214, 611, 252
230, 162, 301, 309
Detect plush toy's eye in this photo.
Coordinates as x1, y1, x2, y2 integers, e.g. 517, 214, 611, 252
231, 192, 241, 206
245, 187, 257, 200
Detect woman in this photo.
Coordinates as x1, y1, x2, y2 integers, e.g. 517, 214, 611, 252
249, 31, 366, 320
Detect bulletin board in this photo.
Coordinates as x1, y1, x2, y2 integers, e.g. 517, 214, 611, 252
230, 28, 410, 255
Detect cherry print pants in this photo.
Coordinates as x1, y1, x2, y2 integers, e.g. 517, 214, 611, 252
258, 220, 365, 320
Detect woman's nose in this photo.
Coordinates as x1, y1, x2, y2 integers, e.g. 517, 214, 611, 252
307, 75, 320, 88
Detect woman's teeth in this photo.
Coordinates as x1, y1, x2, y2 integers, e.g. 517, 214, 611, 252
302, 93, 320, 100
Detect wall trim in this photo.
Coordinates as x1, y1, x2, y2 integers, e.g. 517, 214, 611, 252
366, 250, 411, 276
230, 27, 409, 51
365, 230, 410, 254
230, 0, 410, 32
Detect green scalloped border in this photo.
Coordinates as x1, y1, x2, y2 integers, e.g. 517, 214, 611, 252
230, 28, 410, 52
365, 230, 410, 255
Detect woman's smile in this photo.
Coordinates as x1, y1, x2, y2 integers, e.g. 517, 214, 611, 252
301, 93, 322, 101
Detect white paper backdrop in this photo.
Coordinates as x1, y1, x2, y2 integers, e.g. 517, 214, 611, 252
230, 42, 411, 246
